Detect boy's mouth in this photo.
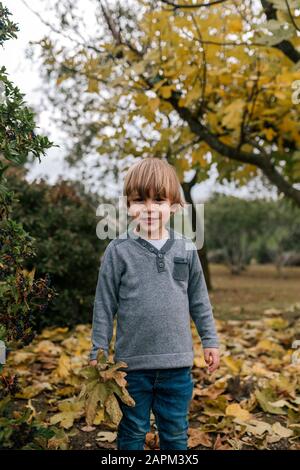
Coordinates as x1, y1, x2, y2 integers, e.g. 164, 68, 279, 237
144, 217, 158, 223
141, 216, 158, 220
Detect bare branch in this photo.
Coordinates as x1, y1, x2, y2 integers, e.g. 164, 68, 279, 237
261, 0, 300, 63
21, 0, 104, 54
190, 13, 207, 117
160, 0, 229, 10
284, 0, 300, 32
237, 55, 261, 151
99, 0, 122, 44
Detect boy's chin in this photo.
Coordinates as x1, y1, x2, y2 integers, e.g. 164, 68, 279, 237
140, 222, 161, 231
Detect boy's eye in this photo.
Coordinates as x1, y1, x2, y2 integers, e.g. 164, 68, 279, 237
131, 198, 167, 204
155, 199, 167, 204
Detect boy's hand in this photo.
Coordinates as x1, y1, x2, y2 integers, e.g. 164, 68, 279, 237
203, 348, 220, 374
89, 360, 97, 367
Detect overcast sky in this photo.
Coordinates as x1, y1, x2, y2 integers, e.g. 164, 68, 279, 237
1, 0, 75, 185
1, 0, 278, 202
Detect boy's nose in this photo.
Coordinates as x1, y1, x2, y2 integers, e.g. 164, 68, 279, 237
145, 202, 160, 216
145, 200, 153, 211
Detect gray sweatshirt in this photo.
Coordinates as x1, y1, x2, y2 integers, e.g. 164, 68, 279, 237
90, 226, 219, 370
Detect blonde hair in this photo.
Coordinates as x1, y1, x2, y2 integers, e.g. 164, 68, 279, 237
123, 157, 185, 211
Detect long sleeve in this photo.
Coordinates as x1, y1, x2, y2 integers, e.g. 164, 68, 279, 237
89, 242, 122, 361
188, 246, 219, 349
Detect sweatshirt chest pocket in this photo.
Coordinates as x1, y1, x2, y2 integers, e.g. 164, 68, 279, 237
172, 256, 189, 281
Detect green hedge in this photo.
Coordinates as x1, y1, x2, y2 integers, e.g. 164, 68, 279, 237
7, 173, 110, 330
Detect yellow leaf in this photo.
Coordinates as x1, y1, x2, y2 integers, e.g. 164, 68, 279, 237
276, 72, 297, 87
264, 128, 277, 141
87, 79, 99, 93
56, 74, 69, 86
152, 78, 168, 91
17, 381, 53, 399
251, 363, 277, 378
159, 86, 174, 99
256, 339, 284, 354
21, 267, 36, 287
219, 134, 234, 146
193, 355, 207, 368
11, 351, 35, 365
132, 62, 145, 75
54, 353, 72, 380
181, 82, 202, 107
32, 340, 62, 356
270, 374, 296, 396
221, 99, 245, 129
49, 398, 85, 429
192, 145, 209, 168
226, 403, 252, 421
148, 97, 160, 113
134, 93, 148, 106
228, 17, 243, 33
222, 355, 242, 374
274, 90, 287, 100
263, 317, 289, 330
207, 112, 219, 132
40, 327, 69, 341
93, 408, 105, 425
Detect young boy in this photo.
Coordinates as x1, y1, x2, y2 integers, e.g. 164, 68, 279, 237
89, 157, 220, 450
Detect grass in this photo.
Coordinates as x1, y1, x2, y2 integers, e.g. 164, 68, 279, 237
209, 263, 300, 321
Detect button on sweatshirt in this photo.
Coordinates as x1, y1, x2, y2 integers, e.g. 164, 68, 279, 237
143, 234, 169, 251
90, 227, 219, 370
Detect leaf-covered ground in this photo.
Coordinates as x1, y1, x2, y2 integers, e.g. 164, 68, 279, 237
5, 301, 300, 450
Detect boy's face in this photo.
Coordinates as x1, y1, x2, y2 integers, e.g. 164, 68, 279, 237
128, 194, 177, 236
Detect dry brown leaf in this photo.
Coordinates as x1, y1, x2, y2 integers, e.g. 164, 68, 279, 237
188, 427, 213, 448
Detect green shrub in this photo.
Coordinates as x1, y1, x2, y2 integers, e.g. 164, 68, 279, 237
7, 173, 110, 330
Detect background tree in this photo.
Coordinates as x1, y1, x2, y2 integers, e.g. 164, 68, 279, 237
26, 0, 300, 289
205, 193, 300, 274
206, 194, 268, 274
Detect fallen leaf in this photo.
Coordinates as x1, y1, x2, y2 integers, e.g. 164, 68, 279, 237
81, 425, 96, 432
225, 403, 252, 421
272, 422, 294, 438
188, 428, 213, 448
96, 431, 117, 443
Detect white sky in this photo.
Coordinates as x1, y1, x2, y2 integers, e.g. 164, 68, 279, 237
1, 0, 75, 185
1, 0, 278, 202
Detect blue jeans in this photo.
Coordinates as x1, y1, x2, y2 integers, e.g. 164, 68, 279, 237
116, 366, 194, 450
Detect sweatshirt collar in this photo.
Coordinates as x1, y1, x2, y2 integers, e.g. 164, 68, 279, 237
127, 226, 175, 256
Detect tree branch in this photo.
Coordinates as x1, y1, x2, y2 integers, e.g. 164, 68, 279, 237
167, 95, 300, 206
284, 0, 300, 32
261, 0, 300, 63
160, 0, 229, 10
